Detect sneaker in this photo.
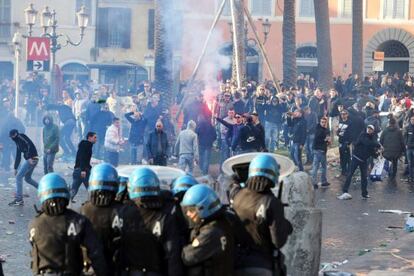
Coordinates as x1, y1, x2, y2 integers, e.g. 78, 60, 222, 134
337, 193, 352, 200
362, 194, 371, 200
321, 182, 331, 188
8, 199, 24, 206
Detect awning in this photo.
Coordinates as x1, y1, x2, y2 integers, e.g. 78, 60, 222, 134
86, 62, 137, 70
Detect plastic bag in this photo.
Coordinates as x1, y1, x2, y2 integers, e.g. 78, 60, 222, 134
370, 156, 387, 182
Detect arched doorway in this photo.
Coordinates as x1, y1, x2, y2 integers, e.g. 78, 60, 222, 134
364, 28, 414, 75
218, 42, 260, 82
377, 40, 409, 75
296, 45, 318, 79
61, 62, 89, 84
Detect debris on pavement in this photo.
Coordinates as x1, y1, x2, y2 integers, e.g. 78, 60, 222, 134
0, 255, 6, 262
358, 249, 371, 256
362, 213, 369, 216
405, 214, 414, 232
5, 231, 14, 235
319, 260, 349, 274
7, 220, 14, 224
378, 209, 411, 215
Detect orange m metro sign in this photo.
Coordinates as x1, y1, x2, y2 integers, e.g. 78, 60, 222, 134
27, 37, 51, 72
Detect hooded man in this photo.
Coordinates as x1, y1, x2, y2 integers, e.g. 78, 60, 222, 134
175, 120, 199, 174
42, 115, 59, 174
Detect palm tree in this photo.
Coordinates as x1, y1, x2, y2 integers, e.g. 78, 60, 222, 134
314, 0, 333, 91
352, 0, 363, 78
154, 0, 173, 110
282, 0, 297, 87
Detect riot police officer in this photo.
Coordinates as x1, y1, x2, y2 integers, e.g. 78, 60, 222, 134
80, 163, 124, 275
120, 167, 183, 275
28, 173, 107, 276
230, 154, 293, 276
181, 184, 235, 276
115, 176, 129, 203
171, 175, 198, 203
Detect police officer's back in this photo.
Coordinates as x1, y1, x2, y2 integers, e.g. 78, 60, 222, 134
28, 173, 107, 276
121, 167, 183, 275
230, 154, 293, 276
181, 184, 235, 276
80, 163, 124, 275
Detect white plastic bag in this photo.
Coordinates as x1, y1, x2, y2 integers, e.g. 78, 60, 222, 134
370, 156, 386, 182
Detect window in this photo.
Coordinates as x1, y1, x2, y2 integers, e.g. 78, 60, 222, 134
216, 0, 231, 16
76, 0, 92, 25
251, 0, 272, 16
341, 0, 352, 18
383, 0, 406, 19
299, 0, 314, 18
0, 0, 11, 41
97, 8, 131, 48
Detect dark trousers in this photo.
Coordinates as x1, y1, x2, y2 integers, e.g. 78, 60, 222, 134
339, 143, 351, 175
343, 157, 368, 197
70, 168, 90, 200
60, 119, 76, 156
407, 149, 414, 178
105, 151, 119, 167
43, 152, 56, 174
153, 155, 167, 166
387, 157, 399, 178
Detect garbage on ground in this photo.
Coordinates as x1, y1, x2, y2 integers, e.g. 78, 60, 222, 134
0, 255, 6, 262
405, 214, 414, 232
378, 209, 411, 215
323, 272, 354, 276
319, 260, 348, 274
362, 213, 369, 216
5, 231, 14, 235
358, 249, 371, 256
8, 220, 15, 224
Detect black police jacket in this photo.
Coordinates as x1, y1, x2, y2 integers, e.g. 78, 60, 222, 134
28, 209, 107, 276
120, 200, 183, 276
231, 188, 293, 270
80, 201, 124, 275
182, 210, 235, 276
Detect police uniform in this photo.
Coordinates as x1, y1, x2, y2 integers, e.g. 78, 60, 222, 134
79, 163, 124, 275
29, 173, 107, 276
181, 184, 235, 276
120, 167, 183, 276
230, 154, 293, 276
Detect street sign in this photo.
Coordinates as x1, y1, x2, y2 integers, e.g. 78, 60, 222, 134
372, 60, 384, 71
27, 37, 51, 72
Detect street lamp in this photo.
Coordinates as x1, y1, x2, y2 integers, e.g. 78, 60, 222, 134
261, 18, 271, 44
144, 54, 155, 82
24, 3, 89, 100
12, 32, 22, 118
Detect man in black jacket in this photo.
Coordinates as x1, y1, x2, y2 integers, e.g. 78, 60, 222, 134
311, 117, 331, 189
404, 115, 414, 182
337, 109, 353, 176
146, 121, 169, 166
70, 132, 97, 202
196, 115, 217, 175
124, 111, 147, 164
338, 125, 381, 200
287, 110, 307, 171
8, 129, 39, 206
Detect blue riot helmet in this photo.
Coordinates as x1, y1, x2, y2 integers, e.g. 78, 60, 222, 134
181, 184, 222, 219
38, 173, 70, 204
88, 163, 119, 206
128, 167, 160, 199
116, 176, 129, 202
246, 154, 280, 190
88, 163, 119, 192
171, 175, 198, 196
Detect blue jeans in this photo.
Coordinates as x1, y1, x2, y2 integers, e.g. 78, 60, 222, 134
179, 153, 194, 174
43, 152, 56, 174
407, 149, 414, 178
311, 150, 327, 185
15, 159, 39, 201
305, 134, 315, 163
282, 123, 290, 147
60, 119, 76, 156
71, 168, 90, 200
130, 144, 144, 164
265, 122, 281, 151
199, 146, 212, 175
220, 139, 230, 166
290, 142, 304, 171
105, 151, 119, 167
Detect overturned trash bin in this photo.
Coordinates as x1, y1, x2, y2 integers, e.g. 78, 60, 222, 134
222, 153, 322, 276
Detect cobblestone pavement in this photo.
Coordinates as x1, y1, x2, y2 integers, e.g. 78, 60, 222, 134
0, 158, 413, 275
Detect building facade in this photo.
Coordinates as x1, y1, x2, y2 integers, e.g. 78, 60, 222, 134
0, 0, 154, 92
180, 0, 414, 82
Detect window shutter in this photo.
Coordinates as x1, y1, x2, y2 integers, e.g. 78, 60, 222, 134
97, 8, 108, 47
342, 0, 352, 17
148, 9, 155, 50
394, 0, 405, 18
260, 0, 272, 16
122, 8, 131, 48
251, 0, 262, 15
